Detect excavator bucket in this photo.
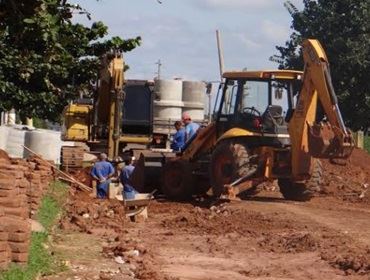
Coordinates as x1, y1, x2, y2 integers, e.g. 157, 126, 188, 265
308, 123, 354, 159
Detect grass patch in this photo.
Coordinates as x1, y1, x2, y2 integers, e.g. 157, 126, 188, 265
36, 181, 68, 232
364, 136, 370, 154
0, 180, 69, 280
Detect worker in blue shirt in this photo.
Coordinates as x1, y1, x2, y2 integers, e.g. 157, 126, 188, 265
170, 121, 185, 151
90, 153, 115, 199
182, 112, 200, 142
120, 156, 138, 199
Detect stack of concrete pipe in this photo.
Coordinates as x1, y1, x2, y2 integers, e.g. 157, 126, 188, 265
0, 126, 64, 163
153, 79, 206, 135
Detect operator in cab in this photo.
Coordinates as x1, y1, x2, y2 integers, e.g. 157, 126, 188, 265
90, 153, 115, 199
170, 121, 185, 152
182, 112, 200, 143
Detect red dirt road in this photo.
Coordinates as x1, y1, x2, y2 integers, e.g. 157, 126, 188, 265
121, 194, 370, 280
47, 148, 370, 279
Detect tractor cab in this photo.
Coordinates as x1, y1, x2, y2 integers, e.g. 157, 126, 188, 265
215, 70, 303, 146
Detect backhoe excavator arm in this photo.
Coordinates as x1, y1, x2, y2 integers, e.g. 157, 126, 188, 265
289, 39, 354, 181
97, 53, 125, 159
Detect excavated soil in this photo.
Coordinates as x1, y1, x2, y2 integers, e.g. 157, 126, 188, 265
0, 149, 11, 163
49, 147, 370, 279
71, 167, 93, 188
321, 148, 370, 202
60, 189, 125, 237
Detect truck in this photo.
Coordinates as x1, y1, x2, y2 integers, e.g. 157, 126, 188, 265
60, 53, 174, 170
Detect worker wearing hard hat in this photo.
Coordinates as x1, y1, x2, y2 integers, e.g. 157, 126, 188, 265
90, 153, 115, 199
182, 112, 200, 143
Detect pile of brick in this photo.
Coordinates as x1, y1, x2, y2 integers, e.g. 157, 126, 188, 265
27, 171, 43, 216
0, 151, 55, 268
26, 157, 54, 217
0, 161, 29, 219
0, 208, 9, 270
1, 215, 31, 265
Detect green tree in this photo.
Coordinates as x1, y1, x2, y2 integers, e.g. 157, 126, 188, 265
0, 0, 141, 122
272, 0, 370, 131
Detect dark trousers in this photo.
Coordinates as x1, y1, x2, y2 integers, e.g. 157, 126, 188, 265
97, 180, 110, 199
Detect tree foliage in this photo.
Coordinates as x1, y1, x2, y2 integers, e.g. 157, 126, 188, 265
272, 0, 370, 131
0, 0, 141, 121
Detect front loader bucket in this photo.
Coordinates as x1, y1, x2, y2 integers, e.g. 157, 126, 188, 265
308, 123, 354, 159
130, 150, 175, 193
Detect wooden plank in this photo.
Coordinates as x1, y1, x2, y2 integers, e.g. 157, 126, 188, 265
23, 145, 91, 193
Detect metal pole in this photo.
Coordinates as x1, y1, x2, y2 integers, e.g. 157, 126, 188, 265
216, 30, 225, 80
208, 92, 212, 123
156, 59, 162, 80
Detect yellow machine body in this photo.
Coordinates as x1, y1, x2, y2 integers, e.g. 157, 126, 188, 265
154, 39, 354, 201
61, 104, 92, 141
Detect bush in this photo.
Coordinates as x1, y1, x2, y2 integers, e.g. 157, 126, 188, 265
364, 136, 370, 154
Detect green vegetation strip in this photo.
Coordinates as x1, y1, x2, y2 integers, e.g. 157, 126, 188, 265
364, 136, 370, 154
0, 181, 68, 280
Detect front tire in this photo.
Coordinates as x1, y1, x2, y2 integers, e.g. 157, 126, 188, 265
161, 160, 193, 200
278, 159, 322, 201
209, 141, 254, 197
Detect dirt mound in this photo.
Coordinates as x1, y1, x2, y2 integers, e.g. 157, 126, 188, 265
71, 167, 92, 188
321, 148, 370, 202
257, 232, 317, 253
158, 201, 298, 236
322, 250, 370, 275
320, 231, 370, 275
102, 238, 168, 280
0, 149, 10, 163
60, 190, 125, 236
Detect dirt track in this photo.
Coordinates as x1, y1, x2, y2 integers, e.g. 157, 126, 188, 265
50, 192, 370, 280
45, 148, 370, 279
119, 194, 369, 280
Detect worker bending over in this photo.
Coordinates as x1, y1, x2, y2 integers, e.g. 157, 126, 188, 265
170, 121, 185, 151
182, 112, 200, 142
90, 153, 115, 199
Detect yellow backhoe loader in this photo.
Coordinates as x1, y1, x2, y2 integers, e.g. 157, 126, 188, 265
136, 39, 354, 201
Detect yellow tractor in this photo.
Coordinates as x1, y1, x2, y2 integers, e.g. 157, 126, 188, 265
153, 39, 354, 201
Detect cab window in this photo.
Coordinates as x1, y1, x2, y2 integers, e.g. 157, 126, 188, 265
240, 80, 269, 113
220, 81, 238, 115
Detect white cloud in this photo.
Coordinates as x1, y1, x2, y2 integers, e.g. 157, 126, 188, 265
260, 20, 290, 42
233, 32, 261, 49
194, 0, 274, 10
73, 0, 299, 81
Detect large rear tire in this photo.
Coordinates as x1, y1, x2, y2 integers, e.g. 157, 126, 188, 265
209, 141, 255, 197
278, 159, 322, 201
161, 160, 194, 200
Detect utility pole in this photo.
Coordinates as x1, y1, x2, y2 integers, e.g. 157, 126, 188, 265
155, 59, 162, 80
216, 30, 225, 81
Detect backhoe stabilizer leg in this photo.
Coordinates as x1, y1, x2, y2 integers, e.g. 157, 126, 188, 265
223, 167, 259, 199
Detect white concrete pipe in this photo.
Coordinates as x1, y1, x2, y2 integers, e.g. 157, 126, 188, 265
0, 126, 10, 150
182, 81, 206, 121
153, 79, 184, 121
24, 130, 63, 163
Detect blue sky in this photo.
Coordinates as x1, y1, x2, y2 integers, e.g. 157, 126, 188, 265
73, 0, 303, 81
